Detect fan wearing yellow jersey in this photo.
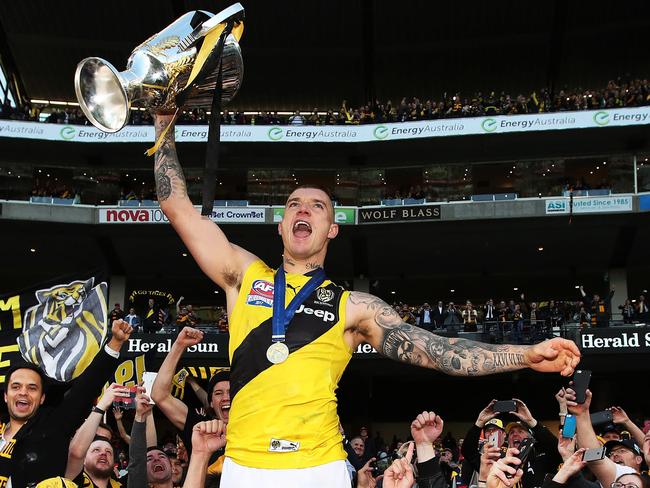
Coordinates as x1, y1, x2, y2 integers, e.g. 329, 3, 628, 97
151, 114, 581, 487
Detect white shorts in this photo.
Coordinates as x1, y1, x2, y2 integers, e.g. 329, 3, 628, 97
220, 457, 351, 488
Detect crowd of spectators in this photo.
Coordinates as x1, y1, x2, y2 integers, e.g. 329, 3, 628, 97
2, 310, 649, 487
108, 299, 229, 335
343, 389, 650, 488
393, 286, 649, 344
4, 76, 648, 128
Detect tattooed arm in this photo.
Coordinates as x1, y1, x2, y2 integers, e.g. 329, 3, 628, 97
346, 292, 581, 377
153, 114, 257, 291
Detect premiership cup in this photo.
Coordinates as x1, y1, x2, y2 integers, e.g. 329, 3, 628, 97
75, 3, 244, 133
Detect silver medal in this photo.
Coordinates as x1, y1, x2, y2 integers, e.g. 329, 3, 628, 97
266, 342, 290, 364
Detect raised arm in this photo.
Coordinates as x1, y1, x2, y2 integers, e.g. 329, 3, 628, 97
153, 114, 257, 291
347, 292, 580, 376
151, 327, 203, 430
65, 384, 130, 479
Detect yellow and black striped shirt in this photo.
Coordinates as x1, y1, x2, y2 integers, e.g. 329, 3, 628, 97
225, 260, 352, 469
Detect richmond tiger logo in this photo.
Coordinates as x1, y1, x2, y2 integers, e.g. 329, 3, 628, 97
18, 278, 108, 382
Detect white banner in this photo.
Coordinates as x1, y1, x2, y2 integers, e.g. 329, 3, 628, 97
98, 206, 266, 224
2, 106, 650, 143
545, 196, 633, 214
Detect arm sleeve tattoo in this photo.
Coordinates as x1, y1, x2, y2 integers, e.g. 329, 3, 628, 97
350, 292, 529, 376
154, 118, 187, 202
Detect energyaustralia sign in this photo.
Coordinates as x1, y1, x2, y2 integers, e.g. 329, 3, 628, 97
2, 106, 650, 143
98, 206, 266, 224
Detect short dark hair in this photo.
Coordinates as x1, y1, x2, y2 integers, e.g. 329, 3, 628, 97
6, 362, 47, 392
289, 184, 334, 203
207, 370, 230, 401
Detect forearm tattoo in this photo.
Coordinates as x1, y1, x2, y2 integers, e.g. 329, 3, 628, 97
349, 292, 527, 376
154, 118, 187, 202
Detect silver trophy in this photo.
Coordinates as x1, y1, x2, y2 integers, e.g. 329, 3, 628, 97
75, 3, 244, 133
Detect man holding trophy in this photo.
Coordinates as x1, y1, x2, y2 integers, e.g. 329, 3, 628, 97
75, 4, 581, 487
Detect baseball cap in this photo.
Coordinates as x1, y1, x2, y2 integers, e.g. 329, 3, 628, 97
505, 421, 533, 436
604, 439, 642, 457
485, 419, 505, 430
599, 423, 620, 436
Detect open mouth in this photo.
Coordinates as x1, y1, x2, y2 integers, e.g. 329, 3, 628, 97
15, 400, 31, 411
153, 464, 165, 473
292, 220, 312, 238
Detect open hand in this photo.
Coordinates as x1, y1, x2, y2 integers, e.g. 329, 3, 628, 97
525, 338, 581, 376
511, 399, 536, 427
476, 400, 499, 428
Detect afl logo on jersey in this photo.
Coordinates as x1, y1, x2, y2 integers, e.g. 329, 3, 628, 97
246, 280, 274, 307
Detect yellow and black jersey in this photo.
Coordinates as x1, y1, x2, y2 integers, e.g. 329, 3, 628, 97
75, 472, 122, 488
225, 260, 352, 469
0, 422, 16, 488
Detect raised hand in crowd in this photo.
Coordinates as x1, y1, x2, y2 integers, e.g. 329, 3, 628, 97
557, 434, 577, 462
476, 400, 499, 428
175, 326, 204, 348
411, 410, 444, 462
108, 318, 134, 351
65, 383, 132, 479
112, 406, 132, 445
486, 448, 523, 488
479, 445, 504, 483
126, 387, 155, 488
552, 448, 587, 484
383, 441, 415, 488
643, 432, 650, 467
511, 399, 538, 428
356, 458, 378, 488
555, 387, 568, 418
182, 420, 227, 488
610, 406, 646, 446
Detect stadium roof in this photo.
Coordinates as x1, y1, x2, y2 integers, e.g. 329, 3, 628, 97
1, 0, 649, 111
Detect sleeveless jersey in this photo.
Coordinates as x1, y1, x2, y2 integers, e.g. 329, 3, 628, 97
225, 260, 352, 469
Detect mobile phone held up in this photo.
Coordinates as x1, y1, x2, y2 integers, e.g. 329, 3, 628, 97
590, 410, 613, 426
562, 414, 577, 438
572, 370, 591, 404
112, 386, 138, 410
583, 447, 606, 462
493, 400, 517, 414
372, 456, 392, 476
506, 437, 536, 478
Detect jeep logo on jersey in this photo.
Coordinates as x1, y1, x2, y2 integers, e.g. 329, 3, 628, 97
246, 280, 274, 307
295, 304, 335, 322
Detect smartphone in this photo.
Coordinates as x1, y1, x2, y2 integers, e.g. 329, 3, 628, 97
372, 457, 392, 476
142, 372, 157, 405
572, 370, 591, 404
493, 400, 517, 413
489, 431, 501, 447
112, 385, 137, 410
561, 414, 576, 438
506, 438, 535, 478
583, 446, 606, 462
590, 410, 613, 426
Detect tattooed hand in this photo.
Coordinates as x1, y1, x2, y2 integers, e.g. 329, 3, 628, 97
347, 292, 581, 377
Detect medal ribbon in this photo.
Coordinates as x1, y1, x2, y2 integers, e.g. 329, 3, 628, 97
272, 267, 326, 343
